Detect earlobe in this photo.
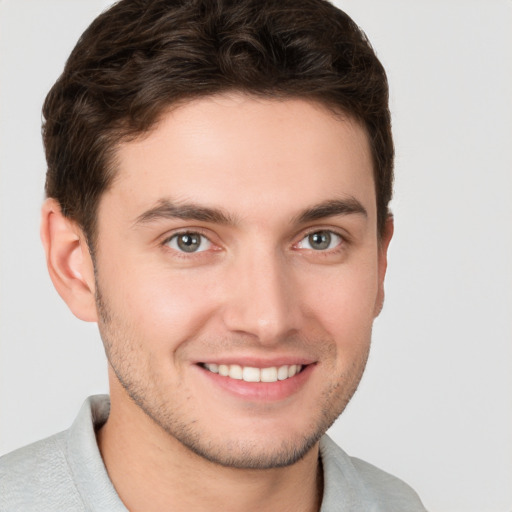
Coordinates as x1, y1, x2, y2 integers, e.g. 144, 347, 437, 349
40, 198, 98, 322
374, 215, 394, 318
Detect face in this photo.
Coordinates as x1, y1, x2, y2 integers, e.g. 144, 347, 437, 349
92, 94, 391, 469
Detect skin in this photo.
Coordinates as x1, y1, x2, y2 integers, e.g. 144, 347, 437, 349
41, 94, 393, 512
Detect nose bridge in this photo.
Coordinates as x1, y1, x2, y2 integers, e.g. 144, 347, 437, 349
222, 243, 299, 343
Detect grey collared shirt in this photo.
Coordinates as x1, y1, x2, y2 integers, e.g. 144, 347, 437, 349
0, 395, 426, 511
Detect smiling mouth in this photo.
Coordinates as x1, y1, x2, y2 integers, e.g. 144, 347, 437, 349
200, 363, 305, 383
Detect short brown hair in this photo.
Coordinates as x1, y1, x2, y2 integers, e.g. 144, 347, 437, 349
43, 0, 393, 246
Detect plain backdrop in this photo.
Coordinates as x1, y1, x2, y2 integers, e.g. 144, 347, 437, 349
1, 1, 511, 511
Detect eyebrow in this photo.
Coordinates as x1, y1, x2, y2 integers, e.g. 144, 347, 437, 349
294, 198, 367, 224
133, 199, 236, 226
133, 196, 367, 228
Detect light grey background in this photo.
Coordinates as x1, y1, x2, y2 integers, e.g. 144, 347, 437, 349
1, 1, 511, 511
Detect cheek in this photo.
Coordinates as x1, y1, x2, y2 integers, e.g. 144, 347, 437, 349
101, 261, 221, 347
300, 262, 380, 343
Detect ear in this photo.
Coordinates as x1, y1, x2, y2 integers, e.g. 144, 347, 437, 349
374, 215, 394, 317
40, 198, 98, 322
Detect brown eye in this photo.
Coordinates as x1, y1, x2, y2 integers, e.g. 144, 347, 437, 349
166, 232, 211, 253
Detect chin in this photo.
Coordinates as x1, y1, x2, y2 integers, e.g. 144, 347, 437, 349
172, 430, 324, 470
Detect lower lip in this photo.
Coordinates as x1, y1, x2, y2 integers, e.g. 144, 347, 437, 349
196, 364, 315, 402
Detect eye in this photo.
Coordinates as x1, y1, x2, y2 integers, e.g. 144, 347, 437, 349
165, 232, 212, 253
296, 230, 342, 251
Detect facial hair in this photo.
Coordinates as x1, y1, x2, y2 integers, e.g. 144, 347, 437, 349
95, 277, 371, 470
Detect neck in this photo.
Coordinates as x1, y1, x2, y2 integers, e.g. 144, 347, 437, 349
97, 385, 323, 512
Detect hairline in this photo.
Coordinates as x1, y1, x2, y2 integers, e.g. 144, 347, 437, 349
65, 90, 383, 254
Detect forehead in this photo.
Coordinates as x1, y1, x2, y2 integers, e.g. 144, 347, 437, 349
103, 94, 376, 225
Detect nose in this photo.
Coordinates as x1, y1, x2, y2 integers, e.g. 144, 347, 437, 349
221, 247, 302, 345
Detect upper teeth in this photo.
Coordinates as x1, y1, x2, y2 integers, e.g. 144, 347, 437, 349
203, 363, 303, 383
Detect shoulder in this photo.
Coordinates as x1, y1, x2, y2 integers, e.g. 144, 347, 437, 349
319, 435, 427, 512
348, 456, 427, 511
0, 395, 124, 512
0, 431, 85, 511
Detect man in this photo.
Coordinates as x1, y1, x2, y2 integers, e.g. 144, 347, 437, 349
0, 0, 426, 510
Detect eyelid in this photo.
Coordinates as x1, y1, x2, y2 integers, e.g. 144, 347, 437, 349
160, 227, 219, 252
158, 225, 349, 254
293, 227, 347, 251
168, 232, 211, 252
297, 229, 344, 247
297, 225, 347, 241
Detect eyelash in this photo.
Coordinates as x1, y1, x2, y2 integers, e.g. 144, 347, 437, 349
294, 228, 346, 254
161, 227, 347, 257
161, 229, 214, 255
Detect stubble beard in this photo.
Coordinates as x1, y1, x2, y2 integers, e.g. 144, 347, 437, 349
95, 280, 371, 470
